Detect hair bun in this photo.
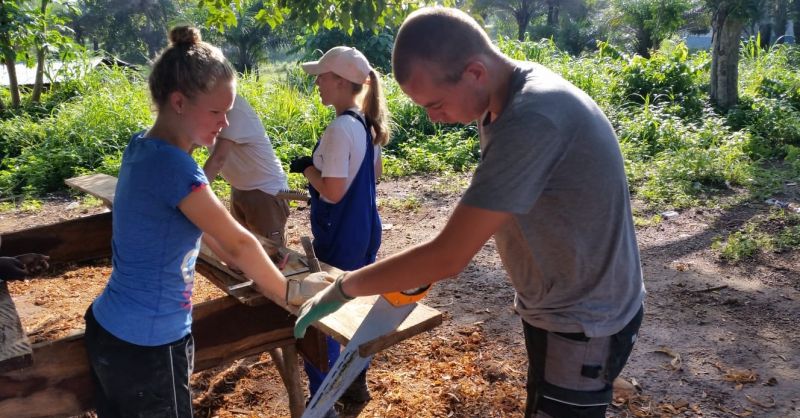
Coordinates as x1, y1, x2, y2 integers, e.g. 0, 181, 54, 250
169, 26, 202, 46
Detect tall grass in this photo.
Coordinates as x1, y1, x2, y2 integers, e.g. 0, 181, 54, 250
0, 67, 151, 194
2, 39, 799, 215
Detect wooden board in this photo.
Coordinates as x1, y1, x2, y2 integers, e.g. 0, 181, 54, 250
320, 296, 443, 355
197, 246, 442, 352
0, 282, 32, 373
0, 296, 295, 418
64, 174, 117, 207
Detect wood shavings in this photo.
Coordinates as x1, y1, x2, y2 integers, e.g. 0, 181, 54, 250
745, 394, 776, 408
654, 347, 682, 370
716, 404, 754, 416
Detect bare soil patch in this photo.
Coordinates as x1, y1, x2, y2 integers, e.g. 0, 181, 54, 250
2, 175, 799, 417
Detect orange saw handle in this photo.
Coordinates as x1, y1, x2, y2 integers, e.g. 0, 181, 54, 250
383, 284, 431, 307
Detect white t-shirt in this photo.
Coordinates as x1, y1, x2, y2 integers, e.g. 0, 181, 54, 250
213, 95, 288, 195
312, 108, 380, 202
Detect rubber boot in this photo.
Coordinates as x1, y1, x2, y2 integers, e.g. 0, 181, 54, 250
340, 369, 371, 404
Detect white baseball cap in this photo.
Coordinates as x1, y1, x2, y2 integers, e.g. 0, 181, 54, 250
301, 46, 372, 84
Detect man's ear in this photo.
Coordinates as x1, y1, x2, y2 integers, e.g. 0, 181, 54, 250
462, 60, 488, 85
169, 91, 187, 115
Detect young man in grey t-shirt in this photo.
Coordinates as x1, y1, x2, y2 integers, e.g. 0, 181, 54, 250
294, 7, 645, 417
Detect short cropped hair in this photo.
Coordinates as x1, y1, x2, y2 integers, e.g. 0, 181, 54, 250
392, 7, 495, 85
148, 26, 235, 108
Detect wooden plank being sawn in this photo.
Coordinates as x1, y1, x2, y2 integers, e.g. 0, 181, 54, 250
64, 173, 117, 207
198, 246, 443, 356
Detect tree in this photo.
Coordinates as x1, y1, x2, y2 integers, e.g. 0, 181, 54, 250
610, 0, 691, 58
198, 0, 431, 35
475, 0, 541, 40
26, 0, 78, 103
707, 0, 758, 109
69, 0, 182, 63
0, 0, 33, 108
0, 0, 82, 108
207, 0, 287, 73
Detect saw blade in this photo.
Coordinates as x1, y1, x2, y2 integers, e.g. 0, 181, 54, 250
302, 297, 417, 418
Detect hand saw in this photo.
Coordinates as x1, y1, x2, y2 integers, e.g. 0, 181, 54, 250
301, 284, 431, 418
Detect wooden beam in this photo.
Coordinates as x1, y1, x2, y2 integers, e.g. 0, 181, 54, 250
0, 282, 32, 373
0, 296, 295, 418
0, 212, 112, 266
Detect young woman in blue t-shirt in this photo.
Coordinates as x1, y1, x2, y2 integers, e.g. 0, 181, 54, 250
83, 26, 294, 417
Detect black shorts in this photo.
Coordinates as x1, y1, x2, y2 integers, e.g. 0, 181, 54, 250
84, 306, 195, 418
523, 305, 644, 418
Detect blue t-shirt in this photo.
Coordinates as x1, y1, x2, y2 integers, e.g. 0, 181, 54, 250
92, 132, 208, 346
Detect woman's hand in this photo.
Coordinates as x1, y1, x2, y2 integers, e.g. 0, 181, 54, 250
289, 156, 314, 174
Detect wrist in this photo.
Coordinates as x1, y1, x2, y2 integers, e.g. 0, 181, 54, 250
335, 273, 355, 300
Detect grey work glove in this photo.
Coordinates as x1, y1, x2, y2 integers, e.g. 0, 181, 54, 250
0, 257, 27, 280
286, 271, 335, 306
16, 253, 50, 276
294, 273, 354, 338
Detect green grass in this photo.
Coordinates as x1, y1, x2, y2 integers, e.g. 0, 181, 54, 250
379, 195, 422, 212
712, 209, 800, 261
2, 40, 800, 221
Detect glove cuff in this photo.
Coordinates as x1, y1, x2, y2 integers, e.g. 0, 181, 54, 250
334, 273, 355, 301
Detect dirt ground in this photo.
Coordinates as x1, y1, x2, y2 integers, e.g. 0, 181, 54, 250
2, 173, 799, 418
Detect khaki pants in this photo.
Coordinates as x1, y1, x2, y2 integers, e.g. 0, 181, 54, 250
230, 187, 290, 257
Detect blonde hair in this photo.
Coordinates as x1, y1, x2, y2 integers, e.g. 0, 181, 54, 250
148, 26, 235, 108
392, 7, 495, 85
353, 70, 391, 146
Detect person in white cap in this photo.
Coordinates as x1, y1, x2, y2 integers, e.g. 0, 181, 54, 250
290, 46, 391, 413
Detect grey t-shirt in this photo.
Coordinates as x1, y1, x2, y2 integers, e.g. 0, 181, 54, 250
461, 62, 645, 337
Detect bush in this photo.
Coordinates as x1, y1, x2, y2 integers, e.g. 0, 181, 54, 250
0, 66, 150, 195
614, 42, 707, 118
727, 96, 800, 159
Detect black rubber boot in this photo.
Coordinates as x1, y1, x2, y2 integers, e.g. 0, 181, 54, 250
340, 369, 371, 404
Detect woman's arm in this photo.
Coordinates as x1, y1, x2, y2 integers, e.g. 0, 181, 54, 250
303, 166, 347, 203
178, 186, 286, 300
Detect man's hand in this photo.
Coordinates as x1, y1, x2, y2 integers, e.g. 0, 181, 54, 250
294, 274, 354, 338
289, 156, 314, 174
16, 253, 49, 276
286, 271, 335, 306
0, 257, 28, 280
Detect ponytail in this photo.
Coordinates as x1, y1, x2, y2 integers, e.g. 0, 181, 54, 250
361, 70, 391, 146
